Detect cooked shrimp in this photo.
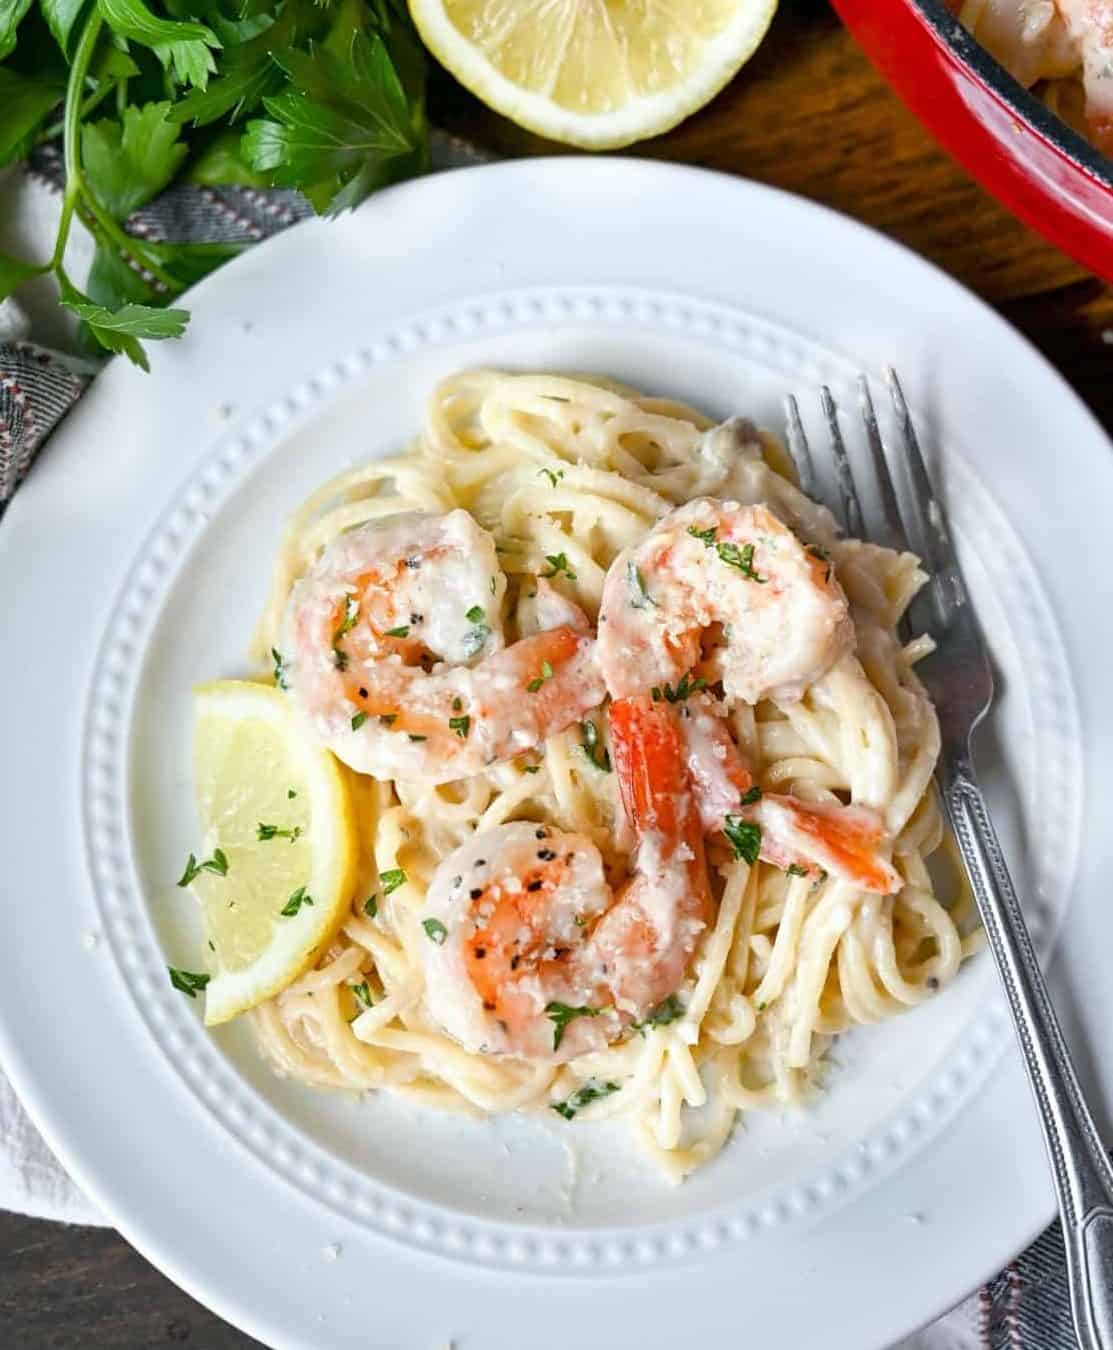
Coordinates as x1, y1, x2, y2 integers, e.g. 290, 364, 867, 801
597, 498, 898, 893
596, 499, 854, 706
279, 510, 606, 784
422, 699, 711, 1061
1056, 0, 1113, 150
678, 693, 900, 894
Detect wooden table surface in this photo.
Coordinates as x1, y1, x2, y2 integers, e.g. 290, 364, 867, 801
2, 3, 1110, 1346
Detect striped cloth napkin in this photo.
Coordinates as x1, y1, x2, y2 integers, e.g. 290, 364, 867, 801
0, 144, 1081, 1350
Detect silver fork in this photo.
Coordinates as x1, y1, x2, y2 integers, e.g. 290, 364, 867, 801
785, 372, 1113, 1350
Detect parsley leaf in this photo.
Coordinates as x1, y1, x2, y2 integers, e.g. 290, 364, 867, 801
723, 815, 762, 865
580, 718, 611, 772
462, 605, 489, 658
715, 540, 767, 582
422, 917, 447, 944
81, 101, 189, 220
97, 0, 222, 90
740, 785, 762, 806
334, 594, 360, 641
687, 525, 717, 546
628, 562, 655, 609
168, 966, 210, 998
350, 980, 373, 1007
544, 1000, 606, 1051
541, 552, 576, 581
380, 867, 406, 895
448, 714, 470, 738
351, 711, 368, 731
177, 848, 229, 886
539, 467, 564, 487
551, 1080, 620, 1120
243, 32, 420, 212
526, 660, 553, 694
656, 672, 707, 704
271, 648, 289, 690
632, 994, 685, 1034
280, 885, 314, 916
257, 822, 301, 843
364, 894, 378, 918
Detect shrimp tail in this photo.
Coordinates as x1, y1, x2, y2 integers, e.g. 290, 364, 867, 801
758, 796, 901, 896
609, 696, 708, 873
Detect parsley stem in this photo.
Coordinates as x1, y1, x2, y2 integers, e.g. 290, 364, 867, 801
59, 12, 181, 295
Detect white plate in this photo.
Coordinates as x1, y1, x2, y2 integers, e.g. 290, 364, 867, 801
1, 158, 1110, 1350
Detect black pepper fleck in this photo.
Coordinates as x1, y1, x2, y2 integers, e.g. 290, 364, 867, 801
470, 887, 483, 900
537, 848, 556, 861
474, 947, 487, 959
527, 879, 543, 892
358, 687, 368, 698
482, 1000, 496, 1011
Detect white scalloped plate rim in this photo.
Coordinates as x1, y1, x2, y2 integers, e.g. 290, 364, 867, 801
79, 282, 1081, 1276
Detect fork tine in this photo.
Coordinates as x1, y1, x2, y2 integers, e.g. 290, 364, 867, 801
884, 367, 968, 623
820, 386, 864, 537
783, 394, 818, 499
856, 375, 907, 552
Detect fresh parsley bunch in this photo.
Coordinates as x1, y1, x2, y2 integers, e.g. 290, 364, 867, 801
0, 0, 428, 369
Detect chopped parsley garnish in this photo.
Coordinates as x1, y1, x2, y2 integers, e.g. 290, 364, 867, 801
688, 525, 767, 582
715, 540, 767, 582
168, 967, 210, 999
539, 467, 565, 488
364, 894, 378, 918
628, 562, 655, 609
580, 719, 611, 772
449, 714, 471, 739
384, 625, 410, 639
755, 1000, 768, 1012
651, 672, 708, 704
786, 863, 809, 878
422, 917, 448, 944
632, 994, 686, 1034
257, 823, 301, 843
527, 660, 554, 693
177, 848, 229, 887
351, 711, 368, 732
350, 981, 373, 1008
463, 605, 490, 658
408, 734, 427, 743
271, 648, 290, 691
545, 1001, 607, 1051
551, 1080, 621, 1120
280, 886, 314, 917
287, 789, 298, 800
723, 815, 762, 865
687, 525, 717, 546
740, 785, 762, 806
333, 595, 360, 643
332, 648, 349, 672
380, 868, 407, 895
523, 765, 541, 775
380, 714, 397, 727
542, 552, 577, 581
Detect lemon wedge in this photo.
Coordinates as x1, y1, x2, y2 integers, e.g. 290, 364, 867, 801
410, 0, 777, 149
189, 681, 358, 1025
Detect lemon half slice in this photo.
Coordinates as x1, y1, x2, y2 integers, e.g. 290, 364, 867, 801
191, 681, 358, 1025
410, 0, 778, 149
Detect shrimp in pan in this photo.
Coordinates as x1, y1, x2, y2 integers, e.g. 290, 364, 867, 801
422, 698, 711, 1061
279, 510, 605, 784
598, 498, 898, 894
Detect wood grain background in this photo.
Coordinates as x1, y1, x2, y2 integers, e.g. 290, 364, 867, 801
2, 1, 1110, 1345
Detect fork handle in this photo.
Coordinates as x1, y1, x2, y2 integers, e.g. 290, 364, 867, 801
942, 756, 1113, 1350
